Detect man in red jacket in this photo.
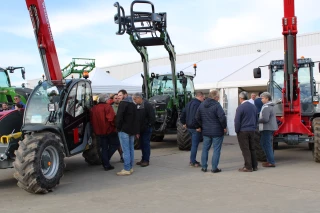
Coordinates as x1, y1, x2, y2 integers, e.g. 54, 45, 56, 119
91, 93, 119, 171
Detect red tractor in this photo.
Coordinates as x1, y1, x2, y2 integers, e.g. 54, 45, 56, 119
254, 0, 320, 162
0, 0, 100, 194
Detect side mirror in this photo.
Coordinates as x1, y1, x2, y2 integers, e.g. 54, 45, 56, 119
47, 86, 59, 97
182, 77, 187, 89
21, 83, 25, 88
21, 68, 26, 80
253, 68, 261, 78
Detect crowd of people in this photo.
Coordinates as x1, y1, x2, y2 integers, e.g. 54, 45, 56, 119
2, 90, 277, 175
90, 89, 155, 176
0, 95, 25, 112
180, 90, 277, 173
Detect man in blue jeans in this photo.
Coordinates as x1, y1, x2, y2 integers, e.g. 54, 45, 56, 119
133, 93, 155, 167
259, 92, 278, 167
180, 92, 205, 167
116, 90, 140, 176
195, 90, 227, 173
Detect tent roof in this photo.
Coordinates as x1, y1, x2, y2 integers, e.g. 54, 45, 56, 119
121, 45, 320, 90
90, 68, 141, 94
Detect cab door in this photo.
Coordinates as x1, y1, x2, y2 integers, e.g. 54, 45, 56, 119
63, 81, 92, 154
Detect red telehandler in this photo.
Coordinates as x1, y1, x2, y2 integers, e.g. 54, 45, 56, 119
254, 0, 320, 162
0, 0, 100, 194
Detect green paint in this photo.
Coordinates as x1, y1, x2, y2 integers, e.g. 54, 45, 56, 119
0, 67, 28, 106
62, 58, 95, 79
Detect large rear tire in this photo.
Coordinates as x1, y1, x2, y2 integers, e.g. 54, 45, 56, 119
13, 132, 65, 194
82, 134, 102, 165
176, 119, 191, 151
312, 118, 320, 163
254, 130, 267, 162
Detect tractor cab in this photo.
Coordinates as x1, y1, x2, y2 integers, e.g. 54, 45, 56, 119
149, 71, 195, 134
23, 79, 93, 156
0, 68, 10, 88
0, 67, 30, 108
265, 58, 318, 116
150, 73, 194, 97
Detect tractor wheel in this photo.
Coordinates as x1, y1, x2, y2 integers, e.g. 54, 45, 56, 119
82, 134, 102, 165
176, 119, 191, 150
134, 138, 141, 150
13, 132, 65, 194
312, 118, 320, 163
254, 130, 267, 162
151, 135, 164, 142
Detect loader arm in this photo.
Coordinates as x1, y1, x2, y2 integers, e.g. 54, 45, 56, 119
114, 0, 176, 100
25, 0, 63, 84
277, 0, 311, 136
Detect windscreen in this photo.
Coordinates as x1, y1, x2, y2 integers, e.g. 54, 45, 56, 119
0, 70, 10, 87
24, 82, 61, 124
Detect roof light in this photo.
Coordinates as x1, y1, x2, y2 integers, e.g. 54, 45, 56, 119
83, 71, 89, 79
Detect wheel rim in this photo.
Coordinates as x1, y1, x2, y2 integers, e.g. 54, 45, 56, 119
41, 145, 59, 179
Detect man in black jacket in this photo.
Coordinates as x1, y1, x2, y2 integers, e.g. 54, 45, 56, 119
180, 91, 205, 167
116, 92, 140, 176
195, 90, 227, 173
133, 93, 156, 167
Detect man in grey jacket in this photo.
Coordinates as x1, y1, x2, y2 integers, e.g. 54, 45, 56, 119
259, 92, 278, 167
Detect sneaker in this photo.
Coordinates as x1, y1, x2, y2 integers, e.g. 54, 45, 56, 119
116, 169, 131, 176
130, 168, 134, 173
211, 168, 222, 173
140, 161, 149, 167
253, 167, 258, 171
104, 165, 115, 171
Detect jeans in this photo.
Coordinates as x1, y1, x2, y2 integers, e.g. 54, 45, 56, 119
188, 128, 201, 164
118, 132, 135, 171
97, 133, 120, 168
201, 136, 224, 170
237, 131, 257, 170
140, 127, 153, 162
260, 130, 275, 165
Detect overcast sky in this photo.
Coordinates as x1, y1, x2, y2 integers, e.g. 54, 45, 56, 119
1, 0, 320, 85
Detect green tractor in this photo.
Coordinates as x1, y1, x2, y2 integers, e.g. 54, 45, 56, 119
0, 66, 32, 109
114, 0, 194, 150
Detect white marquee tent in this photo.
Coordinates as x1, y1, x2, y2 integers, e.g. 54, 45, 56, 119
120, 45, 320, 135
121, 45, 320, 91
89, 68, 141, 94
